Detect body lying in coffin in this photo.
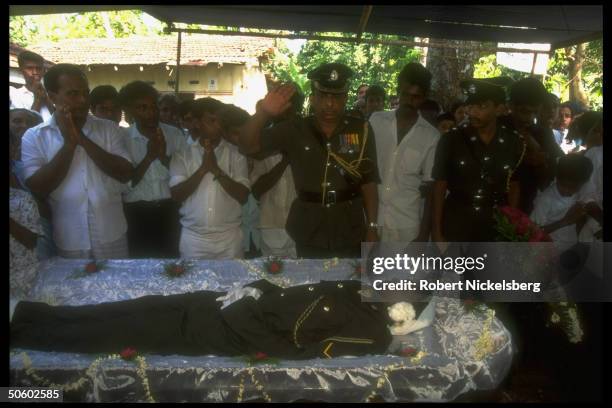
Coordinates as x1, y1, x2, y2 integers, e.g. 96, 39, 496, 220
11, 279, 436, 359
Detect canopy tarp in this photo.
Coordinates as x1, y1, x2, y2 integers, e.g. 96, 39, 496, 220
10, 5, 602, 49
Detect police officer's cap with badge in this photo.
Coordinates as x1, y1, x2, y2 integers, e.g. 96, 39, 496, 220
308, 63, 354, 94
459, 77, 513, 106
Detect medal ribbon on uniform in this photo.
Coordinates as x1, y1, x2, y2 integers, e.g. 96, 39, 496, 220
321, 122, 372, 204
328, 123, 371, 178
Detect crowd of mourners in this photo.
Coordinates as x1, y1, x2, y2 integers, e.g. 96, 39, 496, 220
9, 50, 602, 299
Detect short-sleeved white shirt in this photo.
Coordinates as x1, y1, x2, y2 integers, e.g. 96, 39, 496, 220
21, 114, 133, 251
122, 122, 187, 203
169, 139, 249, 235
531, 182, 578, 248
369, 110, 440, 240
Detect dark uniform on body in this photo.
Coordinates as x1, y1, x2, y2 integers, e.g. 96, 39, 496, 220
259, 64, 380, 258
11, 280, 392, 359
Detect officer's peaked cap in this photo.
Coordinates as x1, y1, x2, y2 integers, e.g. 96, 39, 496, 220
460, 77, 512, 105
308, 63, 354, 94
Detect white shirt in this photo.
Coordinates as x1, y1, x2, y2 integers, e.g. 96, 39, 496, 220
9, 85, 52, 122
169, 139, 249, 235
531, 182, 578, 248
185, 131, 198, 145
557, 129, 587, 155
250, 153, 297, 229
579, 146, 603, 206
552, 128, 566, 146
21, 114, 133, 251
122, 122, 187, 203
369, 110, 440, 239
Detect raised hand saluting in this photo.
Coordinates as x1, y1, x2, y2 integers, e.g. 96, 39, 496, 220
258, 83, 296, 118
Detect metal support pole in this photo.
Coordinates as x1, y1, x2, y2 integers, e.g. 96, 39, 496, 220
175, 30, 182, 94
356, 6, 373, 40
167, 26, 553, 56
530, 53, 538, 75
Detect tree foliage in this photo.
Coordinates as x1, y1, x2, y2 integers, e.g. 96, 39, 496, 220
544, 40, 602, 109
263, 33, 421, 109
9, 10, 166, 46
266, 35, 602, 111
473, 39, 602, 110
9, 12, 602, 110
473, 54, 526, 81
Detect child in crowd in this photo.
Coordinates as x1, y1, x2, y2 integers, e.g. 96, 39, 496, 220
572, 112, 603, 241
530, 154, 594, 250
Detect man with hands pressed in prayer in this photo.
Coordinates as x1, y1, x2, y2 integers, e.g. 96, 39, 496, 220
170, 98, 250, 259
119, 82, 187, 258
21, 64, 134, 259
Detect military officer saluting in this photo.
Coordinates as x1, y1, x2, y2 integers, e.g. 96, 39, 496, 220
240, 63, 380, 258
431, 78, 527, 243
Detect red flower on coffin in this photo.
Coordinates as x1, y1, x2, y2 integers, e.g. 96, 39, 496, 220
264, 257, 284, 274
254, 352, 268, 360
400, 347, 417, 357
120, 347, 137, 360
85, 262, 98, 273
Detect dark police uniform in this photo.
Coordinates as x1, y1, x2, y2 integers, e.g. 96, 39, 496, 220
432, 79, 526, 242
259, 64, 380, 258
11, 280, 392, 359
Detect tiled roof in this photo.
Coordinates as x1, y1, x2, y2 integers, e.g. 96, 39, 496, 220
28, 34, 275, 66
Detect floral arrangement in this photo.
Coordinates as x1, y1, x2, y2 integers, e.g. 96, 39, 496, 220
399, 347, 418, 357
68, 260, 107, 279
322, 257, 339, 272
462, 299, 488, 315
349, 260, 363, 279
547, 302, 584, 343
473, 309, 497, 360
397, 347, 427, 364
495, 206, 584, 344
20, 348, 155, 402
263, 257, 283, 274
120, 347, 138, 361
239, 352, 280, 366
494, 206, 551, 242
387, 302, 418, 335
163, 260, 189, 278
